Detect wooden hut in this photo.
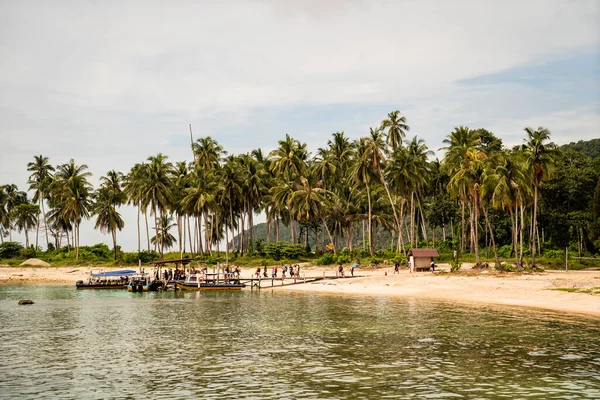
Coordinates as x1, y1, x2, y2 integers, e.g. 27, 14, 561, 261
408, 248, 439, 272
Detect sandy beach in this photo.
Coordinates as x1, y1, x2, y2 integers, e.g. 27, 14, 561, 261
1, 264, 599, 317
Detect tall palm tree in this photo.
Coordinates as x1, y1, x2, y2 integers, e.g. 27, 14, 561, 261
52, 159, 93, 262
27, 155, 54, 249
522, 127, 557, 266
92, 186, 125, 260
364, 127, 402, 252
142, 154, 174, 254
11, 202, 39, 248
270, 134, 308, 243
441, 126, 481, 253
381, 110, 409, 150
352, 138, 377, 255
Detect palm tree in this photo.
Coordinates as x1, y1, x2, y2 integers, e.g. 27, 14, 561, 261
1, 184, 27, 242
441, 126, 481, 253
522, 127, 557, 267
289, 166, 336, 252
124, 163, 150, 258
151, 215, 177, 257
52, 159, 93, 262
11, 202, 39, 248
92, 186, 125, 260
270, 134, 308, 243
352, 138, 377, 255
142, 154, 174, 254
27, 155, 54, 249
381, 110, 409, 150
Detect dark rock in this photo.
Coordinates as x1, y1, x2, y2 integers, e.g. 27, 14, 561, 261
18, 299, 34, 305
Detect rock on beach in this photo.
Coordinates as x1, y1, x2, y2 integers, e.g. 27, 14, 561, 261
19, 258, 51, 267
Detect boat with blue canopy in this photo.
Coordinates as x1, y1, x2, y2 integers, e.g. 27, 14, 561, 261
76, 269, 137, 289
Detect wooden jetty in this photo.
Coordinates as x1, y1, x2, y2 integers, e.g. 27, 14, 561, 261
241, 272, 356, 290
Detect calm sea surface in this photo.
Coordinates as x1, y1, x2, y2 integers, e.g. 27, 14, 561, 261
0, 284, 599, 399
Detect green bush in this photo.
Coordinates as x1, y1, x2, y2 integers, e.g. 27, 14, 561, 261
317, 253, 336, 265
335, 253, 352, 264
264, 243, 305, 261
0, 242, 23, 258
21, 246, 37, 259
122, 250, 160, 264
497, 245, 513, 258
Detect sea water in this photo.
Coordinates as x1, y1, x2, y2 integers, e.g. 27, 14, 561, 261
0, 284, 599, 399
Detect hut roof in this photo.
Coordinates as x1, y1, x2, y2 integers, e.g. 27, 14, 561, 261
408, 248, 439, 257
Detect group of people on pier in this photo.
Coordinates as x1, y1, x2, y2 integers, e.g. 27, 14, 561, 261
253, 264, 302, 279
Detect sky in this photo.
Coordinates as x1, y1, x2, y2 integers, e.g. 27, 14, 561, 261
1, 0, 599, 251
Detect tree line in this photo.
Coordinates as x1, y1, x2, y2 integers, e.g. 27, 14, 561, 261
1, 111, 599, 267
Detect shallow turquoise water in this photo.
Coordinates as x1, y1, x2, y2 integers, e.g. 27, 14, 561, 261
0, 284, 599, 399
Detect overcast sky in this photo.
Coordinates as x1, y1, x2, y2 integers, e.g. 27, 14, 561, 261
1, 0, 599, 251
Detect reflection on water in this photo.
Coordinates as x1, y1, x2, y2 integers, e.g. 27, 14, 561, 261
0, 285, 599, 399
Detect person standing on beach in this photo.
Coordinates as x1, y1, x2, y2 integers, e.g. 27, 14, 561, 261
351, 264, 355, 276
394, 262, 399, 274
408, 261, 413, 273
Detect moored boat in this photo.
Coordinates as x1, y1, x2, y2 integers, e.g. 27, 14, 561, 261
127, 275, 164, 292
76, 269, 136, 290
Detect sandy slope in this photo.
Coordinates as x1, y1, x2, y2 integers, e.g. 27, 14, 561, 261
1, 264, 599, 317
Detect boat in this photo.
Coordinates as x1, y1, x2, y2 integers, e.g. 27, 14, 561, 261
76, 269, 136, 289
175, 273, 246, 291
127, 274, 164, 292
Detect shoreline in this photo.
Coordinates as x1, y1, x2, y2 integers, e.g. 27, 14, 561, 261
1, 265, 599, 318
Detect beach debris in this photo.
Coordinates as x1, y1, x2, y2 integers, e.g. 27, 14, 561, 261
18, 299, 34, 305
19, 258, 51, 267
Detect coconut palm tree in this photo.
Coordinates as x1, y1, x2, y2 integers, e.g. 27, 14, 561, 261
151, 215, 177, 257
441, 126, 481, 253
11, 202, 39, 248
381, 110, 409, 150
142, 154, 174, 254
52, 159, 93, 262
92, 186, 125, 260
1, 184, 27, 242
352, 138, 377, 255
270, 134, 308, 243
522, 127, 557, 267
289, 166, 336, 252
27, 155, 54, 249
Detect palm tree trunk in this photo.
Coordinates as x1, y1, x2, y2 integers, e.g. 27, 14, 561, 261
519, 203, 524, 266
482, 203, 499, 267
112, 228, 118, 261
290, 215, 296, 244
42, 197, 49, 249
461, 200, 466, 252
136, 204, 141, 256
182, 215, 186, 254
367, 184, 373, 256
410, 192, 415, 247
531, 184, 538, 266
203, 212, 211, 256
25, 229, 29, 248
153, 204, 159, 253
35, 197, 41, 249
322, 218, 336, 254
511, 207, 518, 267
362, 219, 365, 251
144, 211, 150, 251
177, 214, 182, 258
417, 194, 428, 243
187, 215, 193, 256
397, 201, 406, 254
275, 217, 279, 243
378, 170, 401, 249
266, 213, 271, 243
76, 223, 80, 262
240, 207, 245, 255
